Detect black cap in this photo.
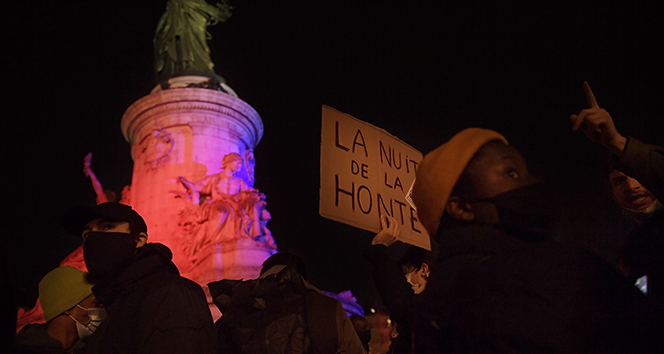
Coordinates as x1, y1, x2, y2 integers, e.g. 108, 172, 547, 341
62, 202, 147, 237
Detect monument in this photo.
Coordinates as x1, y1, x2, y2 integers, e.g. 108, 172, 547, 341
122, 0, 276, 289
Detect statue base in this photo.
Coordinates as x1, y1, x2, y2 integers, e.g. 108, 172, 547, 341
183, 237, 276, 285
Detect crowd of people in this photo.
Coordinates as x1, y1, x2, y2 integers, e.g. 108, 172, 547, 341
8, 82, 664, 353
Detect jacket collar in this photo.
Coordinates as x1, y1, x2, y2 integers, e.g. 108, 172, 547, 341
92, 243, 179, 306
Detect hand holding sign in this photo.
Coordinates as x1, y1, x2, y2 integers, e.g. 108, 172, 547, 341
371, 215, 400, 247
570, 81, 627, 155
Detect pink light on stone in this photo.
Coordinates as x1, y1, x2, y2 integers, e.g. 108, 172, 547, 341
121, 80, 277, 293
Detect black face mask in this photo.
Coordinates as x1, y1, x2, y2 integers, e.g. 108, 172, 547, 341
83, 231, 137, 283
473, 182, 562, 242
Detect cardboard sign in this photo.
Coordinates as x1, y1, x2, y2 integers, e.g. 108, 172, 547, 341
319, 106, 431, 250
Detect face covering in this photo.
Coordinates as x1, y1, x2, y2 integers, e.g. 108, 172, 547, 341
623, 199, 663, 225
83, 231, 137, 281
69, 305, 106, 340
473, 182, 562, 242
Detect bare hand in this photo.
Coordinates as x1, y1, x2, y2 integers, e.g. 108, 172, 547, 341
570, 82, 626, 154
371, 215, 400, 247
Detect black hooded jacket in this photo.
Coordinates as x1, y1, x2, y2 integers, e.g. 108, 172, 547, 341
82, 243, 216, 354
370, 223, 662, 353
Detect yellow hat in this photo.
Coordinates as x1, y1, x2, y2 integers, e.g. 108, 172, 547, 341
39, 266, 93, 322
412, 128, 508, 236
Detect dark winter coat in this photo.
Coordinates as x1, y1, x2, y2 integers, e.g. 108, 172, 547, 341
14, 323, 85, 354
422, 224, 661, 353
364, 245, 429, 354
370, 222, 661, 353
82, 243, 216, 354
210, 264, 366, 354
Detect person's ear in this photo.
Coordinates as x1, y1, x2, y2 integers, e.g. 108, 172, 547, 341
420, 263, 430, 279
445, 196, 474, 222
135, 232, 147, 248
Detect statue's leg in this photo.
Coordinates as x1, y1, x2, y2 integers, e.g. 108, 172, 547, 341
209, 202, 230, 243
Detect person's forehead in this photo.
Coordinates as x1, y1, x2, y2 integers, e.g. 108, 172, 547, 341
84, 218, 129, 228
473, 143, 523, 167
609, 169, 628, 180
79, 294, 98, 306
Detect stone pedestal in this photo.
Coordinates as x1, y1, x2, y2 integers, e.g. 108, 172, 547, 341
121, 86, 274, 285
191, 238, 275, 284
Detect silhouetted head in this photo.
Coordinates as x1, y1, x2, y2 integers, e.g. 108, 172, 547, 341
260, 252, 308, 280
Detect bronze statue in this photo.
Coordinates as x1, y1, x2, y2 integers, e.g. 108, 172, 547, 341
154, 0, 232, 85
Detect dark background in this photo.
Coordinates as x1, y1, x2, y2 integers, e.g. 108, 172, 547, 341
4, 0, 663, 312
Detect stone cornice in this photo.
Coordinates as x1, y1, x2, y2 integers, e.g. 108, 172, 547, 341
122, 88, 263, 149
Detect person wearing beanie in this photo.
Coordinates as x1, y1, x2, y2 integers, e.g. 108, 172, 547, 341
15, 266, 100, 353
60, 202, 216, 354
402, 128, 661, 353
571, 82, 664, 305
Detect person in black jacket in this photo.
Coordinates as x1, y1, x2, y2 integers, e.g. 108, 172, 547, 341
571, 81, 664, 303
365, 215, 434, 354
407, 127, 659, 353
62, 202, 216, 354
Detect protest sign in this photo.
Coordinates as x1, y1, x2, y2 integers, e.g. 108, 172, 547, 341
319, 105, 430, 250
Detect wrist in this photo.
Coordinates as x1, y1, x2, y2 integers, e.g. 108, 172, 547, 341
607, 135, 627, 156
371, 237, 388, 246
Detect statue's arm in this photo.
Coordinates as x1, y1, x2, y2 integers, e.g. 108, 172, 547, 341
84, 153, 108, 204
178, 176, 196, 191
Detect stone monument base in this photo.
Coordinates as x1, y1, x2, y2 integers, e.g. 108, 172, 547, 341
185, 237, 276, 285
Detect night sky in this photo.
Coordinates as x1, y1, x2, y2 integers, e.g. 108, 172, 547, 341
5, 0, 664, 311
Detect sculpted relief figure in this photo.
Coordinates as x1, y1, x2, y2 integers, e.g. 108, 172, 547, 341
245, 148, 256, 185
177, 153, 274, 260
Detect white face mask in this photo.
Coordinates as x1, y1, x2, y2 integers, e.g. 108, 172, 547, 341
405, 271, 427, 295
69, 305, 107, 340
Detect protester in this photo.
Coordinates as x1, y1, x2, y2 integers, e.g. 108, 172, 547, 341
408, 127, 659, 353
398, 245, 433, 295
209, 252, 367, 354
365, 215, 434, 354
571, 81, 664, 303
61, 202, 216, 354
15, 266, 101, 354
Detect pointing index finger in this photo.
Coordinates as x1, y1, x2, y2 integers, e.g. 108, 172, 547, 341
583, 81, 599, 108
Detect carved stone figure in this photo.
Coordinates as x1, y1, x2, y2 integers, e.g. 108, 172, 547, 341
244, 148, 256, 184
177, 153, 266, 259
140, 125, 174, 171
154, 0, 232, 85
256, 192, 277, 250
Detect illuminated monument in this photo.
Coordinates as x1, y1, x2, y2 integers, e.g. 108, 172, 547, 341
16, 0, 274, 331
122, 0, 276, 285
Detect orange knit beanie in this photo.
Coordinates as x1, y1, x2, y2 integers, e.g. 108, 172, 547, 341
412, 128, 508, 236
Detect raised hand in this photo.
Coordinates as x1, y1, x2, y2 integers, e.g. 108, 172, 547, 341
570, 82, 627, 154
83, 152, 92, 177
371, 215, 400, 247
